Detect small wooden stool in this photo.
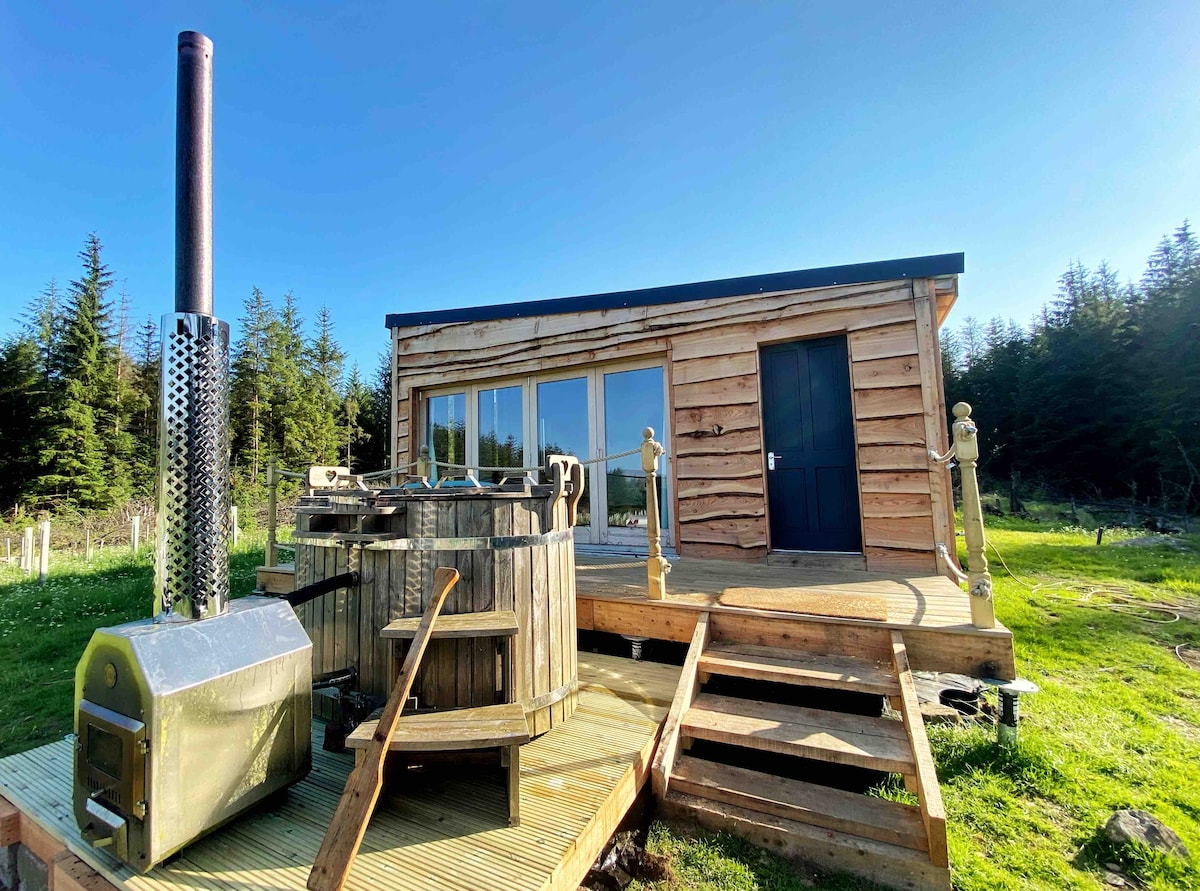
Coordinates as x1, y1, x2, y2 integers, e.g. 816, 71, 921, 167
350, 609, 529, 825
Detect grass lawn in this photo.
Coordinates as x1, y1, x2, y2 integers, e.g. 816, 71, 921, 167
632, 523, 1200, 890
1, 526, 1199, 889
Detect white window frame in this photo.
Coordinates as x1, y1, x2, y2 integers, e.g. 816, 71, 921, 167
418, 357, 671, 548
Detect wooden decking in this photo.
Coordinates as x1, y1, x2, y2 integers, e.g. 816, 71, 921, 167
0, 654, 679, 891
575, 556, 1016, 679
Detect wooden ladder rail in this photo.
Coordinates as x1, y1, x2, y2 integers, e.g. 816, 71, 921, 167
651, 611, 710, 798
308, 566, 461, 891
890, 630, 949, 868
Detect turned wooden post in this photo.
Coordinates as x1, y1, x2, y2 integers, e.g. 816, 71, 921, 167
952, 403, 995, 629
266, 460, 278, 567
641, 427, 668, 601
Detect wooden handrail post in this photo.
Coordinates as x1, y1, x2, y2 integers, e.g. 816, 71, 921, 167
641, 427, 668, 601
952, 403, 995, 629
416, 445, 432, 485
266, 459, 278, 568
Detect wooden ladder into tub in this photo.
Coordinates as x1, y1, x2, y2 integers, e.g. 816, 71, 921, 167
652, 612, 951, 891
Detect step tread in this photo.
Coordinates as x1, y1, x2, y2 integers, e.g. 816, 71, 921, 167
381, 609, 519, 639
662, 789, 951, 890
671, 755, 927, 852
681, 693, 914, 773
346, 702, 530, 751
699, 643, 899, 694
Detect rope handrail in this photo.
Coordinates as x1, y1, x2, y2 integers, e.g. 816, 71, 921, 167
360, 461, 419, 480
426, 444, 669, 476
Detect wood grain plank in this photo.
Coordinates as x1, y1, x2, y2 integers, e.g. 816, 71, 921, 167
853, 387, 925, 420
848, 323, 920, 361
852, 356, 922, 390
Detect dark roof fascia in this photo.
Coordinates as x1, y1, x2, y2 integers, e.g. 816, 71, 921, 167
385, 252, 964, 329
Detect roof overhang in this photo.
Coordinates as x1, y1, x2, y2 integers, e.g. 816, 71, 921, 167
385, 252, 965, 329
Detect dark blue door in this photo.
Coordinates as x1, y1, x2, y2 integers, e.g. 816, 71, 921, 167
760, 336, 861, 552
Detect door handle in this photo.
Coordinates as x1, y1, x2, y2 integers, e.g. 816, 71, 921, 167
767, 451, 777, 471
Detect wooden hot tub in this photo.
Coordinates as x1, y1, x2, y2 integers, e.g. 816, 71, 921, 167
293, 459, 584, 737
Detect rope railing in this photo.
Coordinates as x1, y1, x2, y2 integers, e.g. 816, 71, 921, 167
262, 428, 673, 597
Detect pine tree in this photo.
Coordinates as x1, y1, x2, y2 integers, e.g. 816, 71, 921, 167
356, 350, 393, 473
128, 315, 160, 494
230, 287, 274, 483
262, 292, 309, 470
300, 305, 346, 464
341, 364, 369, 470
0, 336, 43, 510
37, 234, 116, 508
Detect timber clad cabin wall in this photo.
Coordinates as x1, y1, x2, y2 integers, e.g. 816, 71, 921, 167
391, 276, 955, 573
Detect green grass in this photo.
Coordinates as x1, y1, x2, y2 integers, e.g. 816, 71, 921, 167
634, 524, 1200, 890
0, 541, 264, 758
2, 524, 1199, 889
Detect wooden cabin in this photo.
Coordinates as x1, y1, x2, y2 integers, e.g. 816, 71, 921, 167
387, 253, 962, 574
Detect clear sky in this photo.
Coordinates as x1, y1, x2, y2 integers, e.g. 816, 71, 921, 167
2, 2, 1197, 373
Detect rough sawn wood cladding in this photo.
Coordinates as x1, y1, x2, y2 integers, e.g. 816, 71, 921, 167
390, 276, 957, 573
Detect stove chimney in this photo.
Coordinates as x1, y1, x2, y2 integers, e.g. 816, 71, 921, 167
154, 31, 230, 621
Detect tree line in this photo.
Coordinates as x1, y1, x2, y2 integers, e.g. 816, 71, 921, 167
4, 223, 1198, 519
943, 220, 1200, 515
0, 234, 392, 515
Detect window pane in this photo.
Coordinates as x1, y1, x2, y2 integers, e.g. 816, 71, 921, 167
537, 377, 590, 527
478, 385, 524, 483
604, 367, 665, 530
425, 393, 466, 474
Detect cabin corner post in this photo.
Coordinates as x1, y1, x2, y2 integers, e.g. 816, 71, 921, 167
953, 402, 996, 628
642, 427, 668, 600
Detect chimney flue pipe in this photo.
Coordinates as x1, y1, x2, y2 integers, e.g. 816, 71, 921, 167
155, 30, 230, 622
175, 31, 213, 316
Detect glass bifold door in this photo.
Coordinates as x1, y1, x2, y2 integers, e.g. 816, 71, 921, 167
421, 362, 669, 547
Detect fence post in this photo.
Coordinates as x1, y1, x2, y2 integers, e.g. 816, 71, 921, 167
86, 528, 93, 562
417, 445, 432, 484
641, 427, 668, 601
4, 538, 9, 564
266, 460, 278, 568
231, 505, 240, 547
37, 520, 50, 582
952, 403, 996, 629
131, 515, 141, 553
22, 526, 33, 575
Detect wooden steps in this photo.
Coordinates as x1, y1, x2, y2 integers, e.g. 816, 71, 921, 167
661, 790, 951, 891
346, 702, 530, 753
651, 613, 950, 891
681, 692, 914, 774
697, 642, 898, 695
670, 756, 928, 851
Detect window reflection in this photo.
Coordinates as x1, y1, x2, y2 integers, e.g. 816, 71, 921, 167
478, 385, 524, 483
537, 377, 590, 527
426, 393, 466, 475
604, 367, 665, 530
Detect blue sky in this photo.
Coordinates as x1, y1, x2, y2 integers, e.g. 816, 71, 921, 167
1, 2, 1197, 373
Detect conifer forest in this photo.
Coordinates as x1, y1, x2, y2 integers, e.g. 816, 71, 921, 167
1, 222, 1198, 519
0, 234, 391, 516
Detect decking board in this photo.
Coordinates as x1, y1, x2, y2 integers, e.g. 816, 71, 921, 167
0, 655, 679, 891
